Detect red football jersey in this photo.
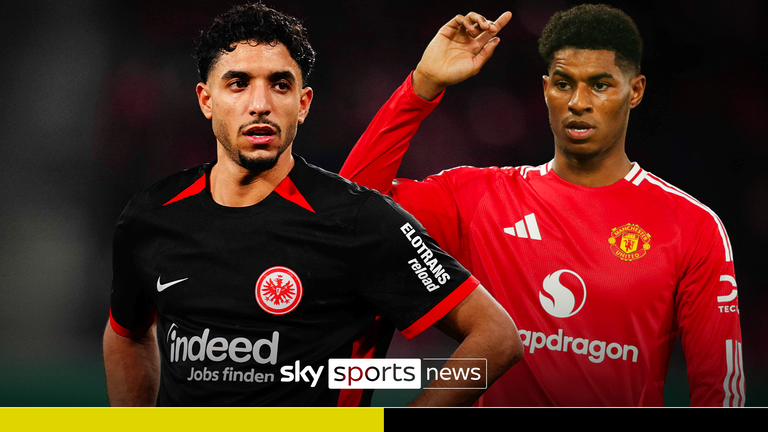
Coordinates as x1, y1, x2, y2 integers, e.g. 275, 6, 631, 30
341, 74, 745, 407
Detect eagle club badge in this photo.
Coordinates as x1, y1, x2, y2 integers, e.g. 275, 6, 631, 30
608, 223, 651, 261
255, 266, 303, 315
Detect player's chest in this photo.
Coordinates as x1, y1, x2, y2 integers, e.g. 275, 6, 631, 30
466, 182, 681, 308
132, 214, 358, 318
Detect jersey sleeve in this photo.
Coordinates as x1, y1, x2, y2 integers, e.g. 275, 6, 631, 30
340, 72, 468, 259
109, 200, 157, 338
352, 191, 479, 340
675, 211, 744, 406
340, 72, 443, 195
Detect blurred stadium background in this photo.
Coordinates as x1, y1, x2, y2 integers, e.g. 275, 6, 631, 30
0, 0, 765, 407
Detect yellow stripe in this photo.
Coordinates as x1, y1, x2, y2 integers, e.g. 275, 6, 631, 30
2, 408, 384, 432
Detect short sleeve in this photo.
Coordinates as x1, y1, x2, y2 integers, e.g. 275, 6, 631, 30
352, 191, 479, 340
389, 175, 464, 261
109, 203, 156, 338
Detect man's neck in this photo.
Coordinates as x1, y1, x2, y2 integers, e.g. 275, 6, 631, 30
209, 151, 294, 207
551, 151, 633, 188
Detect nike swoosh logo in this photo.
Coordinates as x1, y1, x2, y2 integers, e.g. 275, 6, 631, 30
156, 276, 188, 292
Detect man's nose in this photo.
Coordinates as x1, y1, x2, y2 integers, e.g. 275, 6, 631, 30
568, 84, 593, 115
248, 83, 272, 117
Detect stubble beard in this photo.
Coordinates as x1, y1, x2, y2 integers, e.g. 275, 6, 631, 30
215, 118, 297, 176
235, 138, 290, 174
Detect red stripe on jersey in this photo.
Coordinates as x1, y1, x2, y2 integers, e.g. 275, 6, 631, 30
336, 316, 385, 407
109, 308, 156, 338
163, 174, 207, 206
274, 176, 315, 213
401, 276, 480, 340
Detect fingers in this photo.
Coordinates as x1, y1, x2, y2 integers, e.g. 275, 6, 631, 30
453, 11, 512, 38
492, 11, 513, 33
464, 12, 490, 37
475, 37, 502, 67
464, 12, 510, 67
450, 13, 482, 37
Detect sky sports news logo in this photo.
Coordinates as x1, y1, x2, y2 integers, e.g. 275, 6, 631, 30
167, 324, 486, 389
328, 358, 487, 390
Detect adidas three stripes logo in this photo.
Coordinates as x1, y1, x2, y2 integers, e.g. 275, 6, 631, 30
503, 213, 541, 240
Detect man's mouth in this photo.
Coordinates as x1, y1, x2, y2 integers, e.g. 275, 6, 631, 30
242, 124, 278, 145
565, 121, 595, 140
243, 125, 277, 136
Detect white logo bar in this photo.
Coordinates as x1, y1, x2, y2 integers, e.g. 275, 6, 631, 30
328, 359, 421, 389
503, 213, 541, 240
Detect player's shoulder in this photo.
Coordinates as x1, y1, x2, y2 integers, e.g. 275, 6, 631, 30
631, 166, 720, 221
289, 154, 386, 223
292, 154, 372, 197
294, 155, 432, 233
630, 165, 735, 262
422, 163, 530, 190
118, 163, 210, 222
630, 166, 732, 245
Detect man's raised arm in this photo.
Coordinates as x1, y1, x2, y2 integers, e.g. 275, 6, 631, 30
339, 11, 512, 193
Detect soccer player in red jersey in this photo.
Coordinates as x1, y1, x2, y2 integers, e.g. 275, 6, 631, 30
102, 3, 522, 407
341, 4, 745, 406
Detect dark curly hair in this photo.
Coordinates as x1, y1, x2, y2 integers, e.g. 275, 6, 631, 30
194, 2, 316, 86
538, 4, 642, 75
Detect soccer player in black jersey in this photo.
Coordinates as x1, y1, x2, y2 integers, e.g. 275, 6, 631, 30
102, 3, 522, 407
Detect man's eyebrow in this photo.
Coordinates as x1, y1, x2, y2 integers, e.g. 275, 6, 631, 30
551, 69, 573, 80
551, 69, 616, 81
587, 72, 615, 81
220, 70, 251, 81
218, 69, 300, 85
269, 70, 297, 83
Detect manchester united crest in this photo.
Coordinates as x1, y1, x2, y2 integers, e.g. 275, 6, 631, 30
255, 266, 303, 315
608, 223, 651, 261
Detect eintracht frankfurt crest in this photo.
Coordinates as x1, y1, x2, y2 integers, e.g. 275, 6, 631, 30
255, 266, 303, 315
608, 223, 651, 261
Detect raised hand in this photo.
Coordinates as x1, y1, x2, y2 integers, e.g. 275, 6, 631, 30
413, 11, 512, 100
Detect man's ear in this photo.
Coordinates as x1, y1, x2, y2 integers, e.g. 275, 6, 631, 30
196, 82, 213, 119
542, 75, 550, 107
298, 86, 313, 124
629, 74, 646, 109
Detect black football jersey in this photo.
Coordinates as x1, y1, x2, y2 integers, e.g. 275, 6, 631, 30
109, 154, 478, 406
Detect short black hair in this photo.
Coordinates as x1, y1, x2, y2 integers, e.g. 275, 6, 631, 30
194, 2, 316, 86
538, 4, 643, 75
